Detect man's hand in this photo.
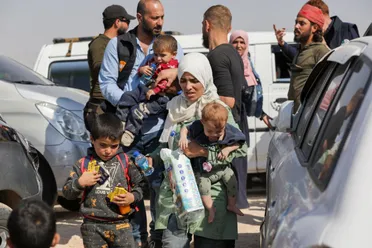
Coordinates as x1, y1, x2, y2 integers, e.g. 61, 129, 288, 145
146, 89, 155, 100
112, 193, 135, 206
155, 68, 178, 88
139, 65, 153, 76
78, 171, 101, 187
182, 141, 208, 158
273, 24, 286, 47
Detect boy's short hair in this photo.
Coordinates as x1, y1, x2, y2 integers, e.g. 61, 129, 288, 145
201, 102, 228, 129
90, 113, 123, 141
7, 199, 56, 248
153, 34, 178, 54
203, 5, 232, 32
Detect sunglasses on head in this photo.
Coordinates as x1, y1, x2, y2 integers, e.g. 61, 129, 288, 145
119, 18, 130, 25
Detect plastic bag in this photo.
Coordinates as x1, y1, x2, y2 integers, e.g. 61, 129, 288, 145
160, 148, 204, 226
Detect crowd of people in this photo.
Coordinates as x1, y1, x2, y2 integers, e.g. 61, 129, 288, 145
5, 0, 360, 248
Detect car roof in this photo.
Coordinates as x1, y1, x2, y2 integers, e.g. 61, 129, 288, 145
42, 31, 295, 59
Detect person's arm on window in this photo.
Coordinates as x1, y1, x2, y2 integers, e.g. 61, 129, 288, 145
99, 37, 124, 106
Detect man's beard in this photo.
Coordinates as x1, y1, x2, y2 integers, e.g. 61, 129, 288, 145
142, 18, 162, 36
294, 28, 311, 43
117, 27, 127, 35
202, 32, 209, 49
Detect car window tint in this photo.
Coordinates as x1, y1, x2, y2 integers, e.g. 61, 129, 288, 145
301, 62, 350, 159
49, 60, 90, 92
296, 63, 336, 141
310, 58, 371, 188
271, 45, 297, 83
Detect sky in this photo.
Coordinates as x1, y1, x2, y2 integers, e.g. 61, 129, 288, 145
0, 0, 371, 67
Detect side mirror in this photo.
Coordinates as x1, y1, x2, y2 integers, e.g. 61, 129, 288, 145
271, 100, 293, 132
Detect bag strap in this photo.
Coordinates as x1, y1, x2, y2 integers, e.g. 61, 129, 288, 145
116, 153, 131, 192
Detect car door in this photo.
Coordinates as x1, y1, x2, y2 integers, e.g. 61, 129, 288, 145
266, 42, 368, 247
264, 53, 356, 247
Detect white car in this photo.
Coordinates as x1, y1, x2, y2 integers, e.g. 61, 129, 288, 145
0, 55, 90, 210
261, 36, 372, 247
34, 31, 295, 179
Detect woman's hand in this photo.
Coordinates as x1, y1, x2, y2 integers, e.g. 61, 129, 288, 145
78, 171, 101, 187
155, 68, 178, 88
112, 193, 135, 206
217, 147, 232, 161
182, 141, 208, 158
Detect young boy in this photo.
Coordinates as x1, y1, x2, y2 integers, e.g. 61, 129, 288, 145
179, 102, 246, 223
62, 113, 145, 248
116, 34, 179, 147
7, 199, 60, 248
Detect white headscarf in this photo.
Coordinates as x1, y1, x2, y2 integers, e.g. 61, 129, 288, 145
159, 53, 221, 142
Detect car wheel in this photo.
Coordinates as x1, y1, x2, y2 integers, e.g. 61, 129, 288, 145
0, 203, 12, 248
57, 197, 80, 212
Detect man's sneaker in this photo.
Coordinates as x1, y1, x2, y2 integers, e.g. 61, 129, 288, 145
121, 130, 135, 147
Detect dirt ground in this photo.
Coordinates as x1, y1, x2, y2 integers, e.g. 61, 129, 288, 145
55, 193, 265, 248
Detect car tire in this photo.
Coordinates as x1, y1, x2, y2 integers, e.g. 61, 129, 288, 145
57, 197, 80, 212
0, 203, 12, 248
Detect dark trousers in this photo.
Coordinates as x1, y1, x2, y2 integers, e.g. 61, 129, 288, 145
194, 235, 235, 248
116, 84, 169, 135
83, 98, 105, 132
124, 129, 165, 244
81, 219, 136, 248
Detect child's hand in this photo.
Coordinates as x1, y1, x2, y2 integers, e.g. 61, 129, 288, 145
78, 171, 101, 187
112, 193, 135, 206
178, 137, 189, 151
146, 89, 155, 100
217, 147, 232, 161
140, 65, 153, 76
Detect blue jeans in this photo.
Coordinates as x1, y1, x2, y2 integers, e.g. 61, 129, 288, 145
123, 129, 164, 244
162, 214, 192, 248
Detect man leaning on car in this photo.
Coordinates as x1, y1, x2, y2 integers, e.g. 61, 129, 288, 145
276, 4, 330, 112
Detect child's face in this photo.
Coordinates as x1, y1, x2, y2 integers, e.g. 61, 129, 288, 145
201, 120, 226, 142
91, 136, 120, 161
154, 50, 176, 64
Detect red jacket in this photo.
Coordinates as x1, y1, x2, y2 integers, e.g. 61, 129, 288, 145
138, 58, 179, 94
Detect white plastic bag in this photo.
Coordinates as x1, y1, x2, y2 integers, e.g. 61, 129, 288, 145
160, 148, 204, 225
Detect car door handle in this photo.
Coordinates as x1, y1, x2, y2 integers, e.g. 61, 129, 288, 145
275, 98, 287, 104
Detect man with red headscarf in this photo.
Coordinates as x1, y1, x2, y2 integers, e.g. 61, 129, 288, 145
287, 4, 330, 112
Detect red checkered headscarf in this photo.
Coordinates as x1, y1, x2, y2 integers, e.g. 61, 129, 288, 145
297, 4, 324, 29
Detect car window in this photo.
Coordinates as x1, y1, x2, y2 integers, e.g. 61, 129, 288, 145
296, 62, 336, 141
49, 60, 90, 92
300, 62, 351, 160
310, 58, 371, 189
0, 56, 53, 86
271, 44, 296, 83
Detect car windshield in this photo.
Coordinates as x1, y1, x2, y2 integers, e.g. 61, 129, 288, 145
0, 55, 54, 86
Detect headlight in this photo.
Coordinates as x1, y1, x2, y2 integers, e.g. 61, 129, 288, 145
36, 102, 90, 142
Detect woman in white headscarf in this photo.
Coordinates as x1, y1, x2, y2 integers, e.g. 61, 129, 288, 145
149, 53, 247, 248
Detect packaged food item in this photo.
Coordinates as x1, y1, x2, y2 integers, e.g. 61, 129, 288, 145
107, 184, 131, 215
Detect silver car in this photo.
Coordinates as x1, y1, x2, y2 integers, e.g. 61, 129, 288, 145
0, 55, 90, 210
261, 36, 372, 247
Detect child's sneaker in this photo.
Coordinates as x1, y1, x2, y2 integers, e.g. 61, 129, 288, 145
121, 131, 135, 147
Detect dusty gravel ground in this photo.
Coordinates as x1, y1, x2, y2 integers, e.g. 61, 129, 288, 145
55, 193, 265, 248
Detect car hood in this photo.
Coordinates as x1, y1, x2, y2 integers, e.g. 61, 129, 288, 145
15, 84, 89, 111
